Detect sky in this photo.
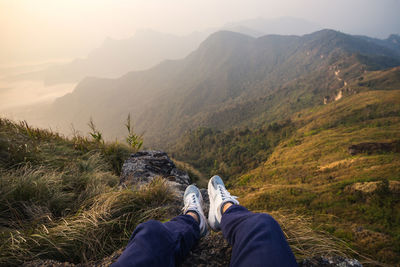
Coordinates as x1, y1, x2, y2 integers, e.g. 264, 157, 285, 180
1, 0, 400, 66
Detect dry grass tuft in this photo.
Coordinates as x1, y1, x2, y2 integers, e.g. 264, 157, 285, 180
0, 177, 176, 266
257, 209, 387, 266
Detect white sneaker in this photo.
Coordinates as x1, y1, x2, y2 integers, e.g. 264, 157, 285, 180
208, 175, 239, 231
183, 184, 208, 236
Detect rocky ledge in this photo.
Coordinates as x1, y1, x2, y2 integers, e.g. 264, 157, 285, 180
120, 150, 190, 196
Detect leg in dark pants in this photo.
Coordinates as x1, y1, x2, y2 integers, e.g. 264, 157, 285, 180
221, 205, 297, 267
112, 215, 200, 267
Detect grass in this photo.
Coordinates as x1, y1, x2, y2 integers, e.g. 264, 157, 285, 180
0, 116, 372, 266
170, 120, 295, 180
230, 90, 400, 265
266, 209, 382, 266
172, 158, 208, 188
0, 118, 177, 266
1, 85, 399, 265
0, 176, 175, 265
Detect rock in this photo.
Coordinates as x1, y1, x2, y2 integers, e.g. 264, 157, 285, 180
22, 249, 125, 267
181, 232, 231, 267
92, 249, 124, 267
22, 259, 76, 267
348, 141, 400, 155
120, 150, 191, 196
299, 256, 362, 267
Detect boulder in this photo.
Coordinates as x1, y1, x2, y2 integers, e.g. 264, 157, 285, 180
120, 150, 190, 196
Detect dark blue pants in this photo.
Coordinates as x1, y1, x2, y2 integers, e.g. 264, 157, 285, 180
112, 205, 297, 267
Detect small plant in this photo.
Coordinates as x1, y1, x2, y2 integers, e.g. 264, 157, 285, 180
88, 117, 104, 144
125, 114, 143, 152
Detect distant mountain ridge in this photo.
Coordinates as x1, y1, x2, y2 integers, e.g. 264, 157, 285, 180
222, 17, 321, 37
47, 29, 400, 146
30, 30, 208, 85
4, 17, 323, 85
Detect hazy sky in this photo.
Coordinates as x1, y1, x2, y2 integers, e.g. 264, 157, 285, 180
1, 0, 399, 66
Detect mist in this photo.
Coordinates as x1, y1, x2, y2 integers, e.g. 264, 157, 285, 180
1, 0, 399, 66
0, 80, 76, 112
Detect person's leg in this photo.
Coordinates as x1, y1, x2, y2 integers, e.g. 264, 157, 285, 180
221, 204, 297, 267
112, 215, 200, 267
208, 175, 297, 267
112, 214, 199, 267
112, 184, 208, 267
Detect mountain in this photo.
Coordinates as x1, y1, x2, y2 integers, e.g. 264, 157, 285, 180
4, 17, 321, 85
2, 28, 400, 265
231, 88, 400, 264
165, 32, 400, 264
43, 30, 210, 84
46, 29, 400, 147
170, 75, 400, 264
222, 17, 321, 37
170, 64, 400, 177
4, 30, 209, 85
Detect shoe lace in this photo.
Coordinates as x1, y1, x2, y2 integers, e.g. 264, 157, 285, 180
217, 185, 238, 202
182, 194, 199, 213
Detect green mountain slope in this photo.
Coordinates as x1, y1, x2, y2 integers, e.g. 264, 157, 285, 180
171, 67, 400, 174
236, 89, 400, 264
170, 66, 400, 264
45, 30, 400, 147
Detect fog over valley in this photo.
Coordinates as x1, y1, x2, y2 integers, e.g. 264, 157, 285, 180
0, 80, 76, 111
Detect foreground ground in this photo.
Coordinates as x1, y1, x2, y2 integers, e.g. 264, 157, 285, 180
0, 118, 373, 266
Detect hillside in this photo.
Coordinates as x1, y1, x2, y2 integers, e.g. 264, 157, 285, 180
42, 30, 400, 148
170, 66, 400, 178
0, 119, 367, 266
232, 89, 400, 264
0, 118, 180, 265
171, 74, 400, 265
